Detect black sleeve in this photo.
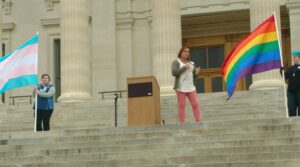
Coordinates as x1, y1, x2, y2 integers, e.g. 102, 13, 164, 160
285, 66, 294, 80
279, 67, 284, 77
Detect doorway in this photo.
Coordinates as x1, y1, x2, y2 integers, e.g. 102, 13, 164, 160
53, 39, 61, 102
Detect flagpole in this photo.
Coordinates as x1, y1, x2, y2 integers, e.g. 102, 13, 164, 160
34, 32, 39, 132
273, 12, 289, 118
34, 94, 37, 132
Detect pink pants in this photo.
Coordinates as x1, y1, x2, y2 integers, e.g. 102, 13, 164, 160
176, 90, 201, 124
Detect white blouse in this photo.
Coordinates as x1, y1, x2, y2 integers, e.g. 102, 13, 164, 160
176, 59, 196, 92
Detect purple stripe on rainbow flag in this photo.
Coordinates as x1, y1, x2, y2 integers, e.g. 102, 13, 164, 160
226, 60, 281, 97
243, 60, 281, 76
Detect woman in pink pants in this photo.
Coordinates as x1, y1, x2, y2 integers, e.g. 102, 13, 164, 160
171, 47, 201, 124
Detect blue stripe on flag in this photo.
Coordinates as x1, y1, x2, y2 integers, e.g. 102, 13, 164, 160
0, 34, 38, 62
0, 75, 38, 94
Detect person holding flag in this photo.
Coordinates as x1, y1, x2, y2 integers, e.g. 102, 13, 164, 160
281, 50, 300, 116
34, 74, 55, 131
0, 33, 56, 131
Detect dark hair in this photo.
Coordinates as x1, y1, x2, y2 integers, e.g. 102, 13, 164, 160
177, 46, 190, 60
41, 73, 50, 81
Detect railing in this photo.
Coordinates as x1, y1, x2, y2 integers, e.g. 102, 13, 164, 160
98, 90, 127, 100
9, 95, 32, 106
98, 90, 127, 127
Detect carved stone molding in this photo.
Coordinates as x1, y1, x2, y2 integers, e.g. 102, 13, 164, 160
116, 0, 151, 20
286, 0, 300, 15
116, 18, 134, 30
181, 0, 249, 15
2, 22, 15, 31
2, 0, 12, 15
46, 0, 60, 11
40, 18, 60, 27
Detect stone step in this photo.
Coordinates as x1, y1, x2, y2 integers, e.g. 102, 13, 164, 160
1, 151, 299, 166
3, 143, 300, 160
167, 159, 300, 167
167, 152, 300, 165
2, 156, 167, 167
0, 89, 293, 166
2, 117, 300, 139
35, 144, 300, 159
1, 108, 285, 126
4, 128, 300, 148
0, 113, 287, 130
2, 133, 300, 156
0, 165, 20, 167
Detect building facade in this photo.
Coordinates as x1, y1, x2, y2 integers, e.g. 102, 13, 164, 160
0, 0, 299, 103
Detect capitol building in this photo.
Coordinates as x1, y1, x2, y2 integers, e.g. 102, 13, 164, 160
0, 0, 299, 103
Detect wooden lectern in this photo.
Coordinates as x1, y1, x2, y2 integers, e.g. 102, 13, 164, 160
127, 76, 160, 126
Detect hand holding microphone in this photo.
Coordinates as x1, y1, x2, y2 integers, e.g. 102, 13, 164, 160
190, 61, 201, 75
185, 61, 194, 69
185, 64, 191, 69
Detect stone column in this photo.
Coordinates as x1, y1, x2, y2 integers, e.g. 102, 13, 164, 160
287, 0, 300, 64
151, 0, 182, 94
59, 0, 91, 102
249, 0, 284, 90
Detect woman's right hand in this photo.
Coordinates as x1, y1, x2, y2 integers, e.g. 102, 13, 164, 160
195, 67, 201, 76
34, 87, 38, 94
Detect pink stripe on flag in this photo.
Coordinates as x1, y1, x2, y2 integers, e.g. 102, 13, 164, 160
1, 54, 37, 72
0, 65, 37, 89
0, 45, 37, 69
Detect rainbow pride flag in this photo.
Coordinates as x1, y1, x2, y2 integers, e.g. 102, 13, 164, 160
222, 15, 282, 98
0, 34, 38, 94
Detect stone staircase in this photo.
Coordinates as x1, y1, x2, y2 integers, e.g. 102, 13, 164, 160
1, 89, 299, 167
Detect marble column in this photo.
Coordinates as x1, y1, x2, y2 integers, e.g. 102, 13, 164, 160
287, 0, 300, 64
249, 0, 284, 90
59, 0, 91, 102
151, 0, 182, 94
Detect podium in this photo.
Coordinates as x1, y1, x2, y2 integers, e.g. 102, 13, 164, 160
127, 76, 160, 126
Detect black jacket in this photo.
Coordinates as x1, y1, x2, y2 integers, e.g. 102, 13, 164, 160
284, 64, 300, 93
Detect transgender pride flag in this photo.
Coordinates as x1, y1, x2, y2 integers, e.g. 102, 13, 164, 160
0, 34, 38, 94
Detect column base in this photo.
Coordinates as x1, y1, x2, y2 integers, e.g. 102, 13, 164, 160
58, 93, 92, 103
249, 79, 285, 90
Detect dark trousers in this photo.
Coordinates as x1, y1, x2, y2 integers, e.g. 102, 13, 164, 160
36, 109, 53, 131
287, 91, 300, 117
